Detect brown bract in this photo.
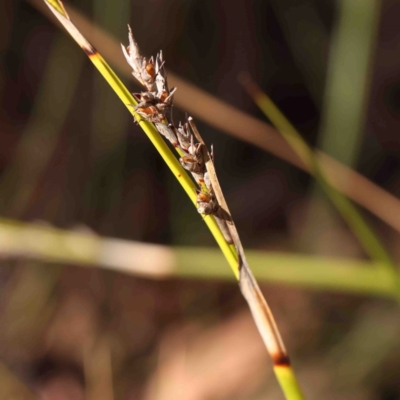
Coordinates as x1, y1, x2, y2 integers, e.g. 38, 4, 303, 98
121, 25, 155, 91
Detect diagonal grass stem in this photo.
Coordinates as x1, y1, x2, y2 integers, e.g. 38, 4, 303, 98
239, 75, 400, 301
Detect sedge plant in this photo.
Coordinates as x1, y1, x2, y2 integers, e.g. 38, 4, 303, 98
43, 0, 306, 399
31, 0, 400, 238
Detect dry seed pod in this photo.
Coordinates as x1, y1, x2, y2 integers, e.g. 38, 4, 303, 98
155, 51, 167, 94
123, 28, 229, 238
196, 190, 218, 215
179, 137, 204, 174
175, 122, 191, 152
121, 25, 155, 91
180, 155, 203, 173
132, 87, 176, 122
155, 87, 176, 112
133, 91, 158, 109
135, 105, 163, 123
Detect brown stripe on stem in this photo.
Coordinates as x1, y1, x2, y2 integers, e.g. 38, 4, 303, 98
83, 43, 98, 57
273, 354, 291, 367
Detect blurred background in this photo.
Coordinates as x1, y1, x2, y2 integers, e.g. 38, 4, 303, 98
1, 0, 400, 399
